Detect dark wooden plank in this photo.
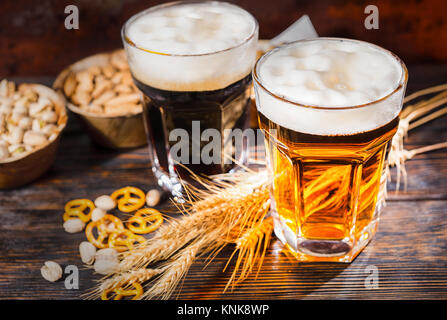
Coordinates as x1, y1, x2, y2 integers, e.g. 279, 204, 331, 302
1, 201, 446, 299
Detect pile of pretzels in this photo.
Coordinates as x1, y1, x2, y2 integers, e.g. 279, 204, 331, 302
62, 186, 163, 276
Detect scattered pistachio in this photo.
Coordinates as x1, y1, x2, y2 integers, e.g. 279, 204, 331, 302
79, 241, 97, 265
40, 261, 63, 282
146, 189, 161, 207
94, 248, 119, 275
91, 208, 106, 222
63, 218, 85, 233
94, 195, 116, 211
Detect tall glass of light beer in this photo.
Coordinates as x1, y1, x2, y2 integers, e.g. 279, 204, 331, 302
122, 1, 258, 198
253, 38, 408, 262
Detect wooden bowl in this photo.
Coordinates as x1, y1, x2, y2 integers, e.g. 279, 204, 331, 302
0, 84, 67, 189
53, 51, 147, 149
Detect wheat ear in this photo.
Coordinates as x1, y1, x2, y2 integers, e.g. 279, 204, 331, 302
224, 216, 274, 292
140, 238, 206, 300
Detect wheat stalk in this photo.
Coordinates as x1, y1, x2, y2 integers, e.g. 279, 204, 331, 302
141, 238, 205, 300
389, 84, 447, 191
224, 216, 274, 292
116, 171, 269, 272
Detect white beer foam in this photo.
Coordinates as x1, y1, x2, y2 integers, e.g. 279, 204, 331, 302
123, 1, 257, 91
255, 38, 406, 135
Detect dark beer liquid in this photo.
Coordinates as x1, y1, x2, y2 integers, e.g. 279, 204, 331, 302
134, 74, 252, 183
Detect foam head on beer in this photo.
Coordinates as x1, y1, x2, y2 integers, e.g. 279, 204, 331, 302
123, 1, 258, 92
254, 38, 407, 135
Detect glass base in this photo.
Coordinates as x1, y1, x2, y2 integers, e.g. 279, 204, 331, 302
272, 209, 379, 263
152, 162, 247, 204
152, 166, 185, 203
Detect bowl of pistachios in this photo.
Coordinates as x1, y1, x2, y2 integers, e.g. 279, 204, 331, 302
0, 79, 67, 189
53, 49, 146, 149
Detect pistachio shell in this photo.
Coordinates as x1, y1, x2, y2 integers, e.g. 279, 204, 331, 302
23, 130, 47, 147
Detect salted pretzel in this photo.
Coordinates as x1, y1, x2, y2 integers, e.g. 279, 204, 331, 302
85, 214, 124, 248
63, 199, 95, 222
111, 187, 145, 213
108, 229, 146, 252
101, 282, 143, 300
127, 208, 163, 234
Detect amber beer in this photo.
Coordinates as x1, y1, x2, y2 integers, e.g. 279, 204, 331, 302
122, 1, 258, 197
253, 38, 408, 262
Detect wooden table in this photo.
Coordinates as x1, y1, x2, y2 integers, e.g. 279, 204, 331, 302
1, 65, 446, 300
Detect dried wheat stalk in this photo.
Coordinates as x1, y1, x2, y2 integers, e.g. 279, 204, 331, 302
141, 238, 206, 300
389, 84, 447, 190
223, 215, 273, 293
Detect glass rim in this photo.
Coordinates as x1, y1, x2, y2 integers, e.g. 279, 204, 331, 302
253, 37, 408, 111
121, 0, 259, 58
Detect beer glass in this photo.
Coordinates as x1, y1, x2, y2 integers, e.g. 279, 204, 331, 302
253, 38, 408, 262
122, 1, 258, 198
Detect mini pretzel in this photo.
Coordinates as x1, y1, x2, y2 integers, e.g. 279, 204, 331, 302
127, 208, 163, 234
101, 282, 143, 300
85, 214, 124, 248
63, 199, 94, 222
108, 229, 146, 252
111, 187, 145, 213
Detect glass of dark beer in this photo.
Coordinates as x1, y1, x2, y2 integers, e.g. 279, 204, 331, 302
122, 1, 258, 198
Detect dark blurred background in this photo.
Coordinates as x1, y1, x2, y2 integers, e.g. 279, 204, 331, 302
1, 0, 446, 77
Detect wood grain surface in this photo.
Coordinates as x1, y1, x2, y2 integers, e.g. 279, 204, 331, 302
0, 65, 446, 299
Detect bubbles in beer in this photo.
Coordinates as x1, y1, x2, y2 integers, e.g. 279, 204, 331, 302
123, 2, 258, 92
259, 40, 402, 107
255, 39, 406, 135
126, 2, 255, 55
